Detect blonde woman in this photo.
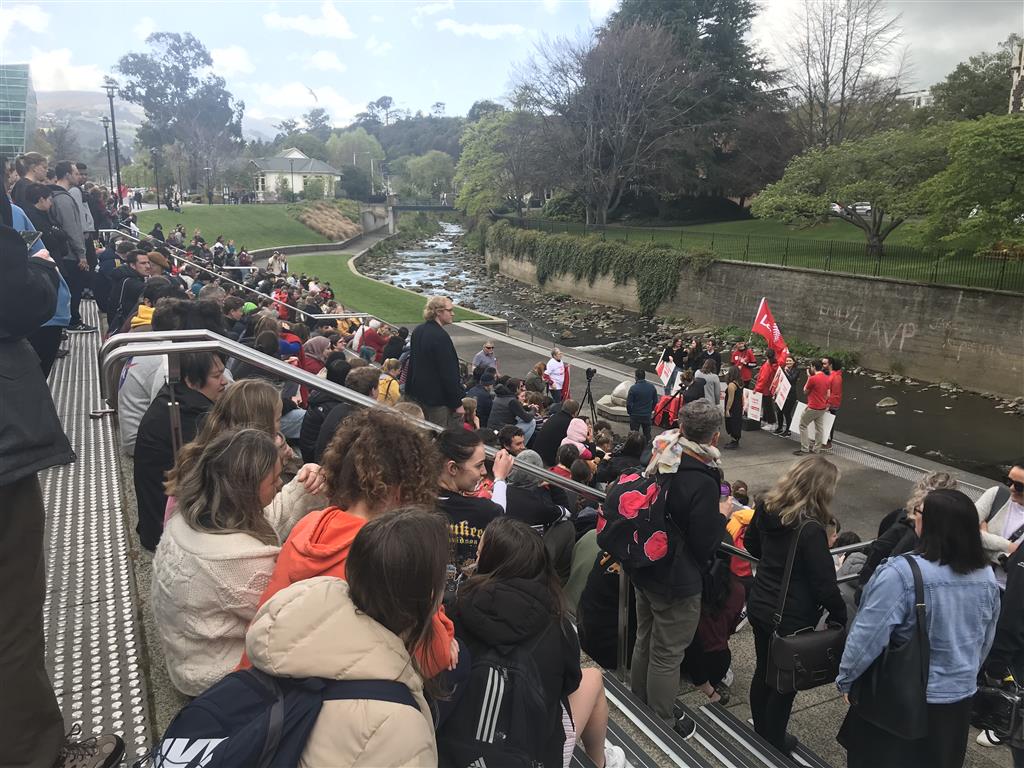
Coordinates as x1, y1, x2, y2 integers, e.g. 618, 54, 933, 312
744, 455, 846, 756
153, 429, 299, 696
378, 358, 401, 406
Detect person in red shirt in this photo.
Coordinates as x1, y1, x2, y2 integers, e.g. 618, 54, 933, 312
795, 359, 831, 455
731, 342, 757, 385
823, 357, 842, 450
754, 349, 778, 428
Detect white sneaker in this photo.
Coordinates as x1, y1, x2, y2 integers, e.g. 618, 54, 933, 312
604, 744, 628, 768
976, 729, 1002, 747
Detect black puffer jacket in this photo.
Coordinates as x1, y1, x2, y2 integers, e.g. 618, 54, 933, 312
745, 502, 847, 634
449, 577, 581, 768
0, 225, 75, 484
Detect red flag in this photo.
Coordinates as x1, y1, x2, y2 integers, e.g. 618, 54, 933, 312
751, 298, 790, 359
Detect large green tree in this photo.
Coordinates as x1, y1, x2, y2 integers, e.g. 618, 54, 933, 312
918, 114, 1024, 250
752, 124, 951, 255
405, 150, 455, 197
454, 111, 546, 217
115, 33, 244, 189
930, 35, 1021, 121
302, 108, 333, 142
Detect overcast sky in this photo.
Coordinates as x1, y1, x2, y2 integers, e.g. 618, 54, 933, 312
1, 0, 1021, 128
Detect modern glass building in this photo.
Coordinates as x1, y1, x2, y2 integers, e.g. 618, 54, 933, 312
0, 64, 37, 160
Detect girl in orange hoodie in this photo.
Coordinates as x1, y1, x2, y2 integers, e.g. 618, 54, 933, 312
243, 408, 458, 678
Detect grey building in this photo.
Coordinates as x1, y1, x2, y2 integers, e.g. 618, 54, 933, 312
0, 64, 36, 160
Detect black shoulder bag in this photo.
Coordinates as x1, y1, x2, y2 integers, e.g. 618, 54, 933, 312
766, 521, 847, 694
849, 554, 930, 739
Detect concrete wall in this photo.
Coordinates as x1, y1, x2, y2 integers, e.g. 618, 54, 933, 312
360, 204, 389, 234
488, 248, 1024, 397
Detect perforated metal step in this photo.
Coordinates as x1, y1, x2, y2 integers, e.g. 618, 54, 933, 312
42, 301, 152, 762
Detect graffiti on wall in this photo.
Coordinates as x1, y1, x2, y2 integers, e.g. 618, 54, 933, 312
817, 303, 917, 352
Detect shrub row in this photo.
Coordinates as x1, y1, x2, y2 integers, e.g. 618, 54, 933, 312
483, 219, 714, 316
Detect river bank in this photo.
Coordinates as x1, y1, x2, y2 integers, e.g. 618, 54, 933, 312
356, 222, 1024, 481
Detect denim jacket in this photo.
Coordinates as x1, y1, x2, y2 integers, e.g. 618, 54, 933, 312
836, 553, 1000, 703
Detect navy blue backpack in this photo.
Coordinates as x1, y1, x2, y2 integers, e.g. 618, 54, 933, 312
137, 668, 418, 768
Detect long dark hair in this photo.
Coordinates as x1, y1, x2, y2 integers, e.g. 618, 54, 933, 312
463, 517, 565, 619
346, 507, 449, 682
916, 488, 988, 574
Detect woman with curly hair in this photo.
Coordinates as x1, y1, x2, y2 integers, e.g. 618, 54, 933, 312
244, 408, 459, 679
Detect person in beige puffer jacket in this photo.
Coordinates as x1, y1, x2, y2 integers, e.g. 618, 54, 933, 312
246, 508, 446, 767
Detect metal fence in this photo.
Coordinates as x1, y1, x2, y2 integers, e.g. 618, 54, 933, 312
514, 218, 1024, 294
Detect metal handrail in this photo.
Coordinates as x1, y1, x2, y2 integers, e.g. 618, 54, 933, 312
98, 229, 377, 325
99, 331, 876, 683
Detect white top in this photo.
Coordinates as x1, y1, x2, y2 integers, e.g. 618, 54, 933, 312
545, 357, 565, 389
151, 478, 326, 696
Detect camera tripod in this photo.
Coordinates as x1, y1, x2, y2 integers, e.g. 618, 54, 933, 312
579, 370, 598, 424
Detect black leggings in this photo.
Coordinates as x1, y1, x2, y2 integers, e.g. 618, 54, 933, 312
749, 621, 797, 753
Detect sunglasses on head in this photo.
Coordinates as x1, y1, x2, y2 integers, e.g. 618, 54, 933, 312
1007, 478, 1024, 493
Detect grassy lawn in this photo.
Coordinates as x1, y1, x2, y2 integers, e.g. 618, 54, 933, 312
136, 205, 330, 250
288, 252, 491, 325
520, 218, 1022, 293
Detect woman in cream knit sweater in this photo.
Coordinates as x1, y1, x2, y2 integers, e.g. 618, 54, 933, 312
152, 428, 327, 696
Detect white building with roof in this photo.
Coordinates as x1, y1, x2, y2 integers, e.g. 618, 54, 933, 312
250, 147, 342, 201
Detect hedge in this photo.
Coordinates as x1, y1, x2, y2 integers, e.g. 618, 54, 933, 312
483, 219, 714, 316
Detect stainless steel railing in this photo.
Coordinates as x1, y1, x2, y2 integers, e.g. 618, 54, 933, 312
98, 330, 875, 682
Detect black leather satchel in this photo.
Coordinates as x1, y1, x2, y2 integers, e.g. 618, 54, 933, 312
849, 555, 930, 739
766, 520, 847, 694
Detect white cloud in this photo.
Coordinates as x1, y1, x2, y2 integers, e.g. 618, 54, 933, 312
263, 1, 354, 39
588, 0, 617, 22
412, 0, 455, 25
305, 50, 347, 72
542, 0, 560, 13
211, 46, 255, 76
365, 35, 394, 57
29, 48, 104, 91
132, 16, 156, 41
246, 81, 360, 125
435, 18, 526, 40
0, 3, 49, 44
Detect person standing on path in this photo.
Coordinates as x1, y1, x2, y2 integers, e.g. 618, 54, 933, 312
472, 339, 498, 374
545, 347, 567, 403
626, 369, 658, 442
822, 357, 842, 450
49, 161, 93, 332
730, 342, 756, 387
405, 295, 466, 428
755, 349, 779, 429
794, 360, 830, 455
723, 366, 744, 450
774, 356, 800, 437
661, 337, 685, 395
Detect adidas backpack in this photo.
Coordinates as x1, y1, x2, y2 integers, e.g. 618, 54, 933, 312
136, 668, 416, 768
438, 636, 552, 768
596, 471, 677, 569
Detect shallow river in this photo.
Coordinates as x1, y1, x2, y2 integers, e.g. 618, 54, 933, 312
362, 223, 1023, 482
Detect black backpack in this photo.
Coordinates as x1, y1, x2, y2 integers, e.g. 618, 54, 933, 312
596, 471, 676, 569
136, 668, 416, 768
438, 634, 554, 768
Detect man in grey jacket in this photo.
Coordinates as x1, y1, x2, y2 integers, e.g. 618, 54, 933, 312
49, 161, 94, 331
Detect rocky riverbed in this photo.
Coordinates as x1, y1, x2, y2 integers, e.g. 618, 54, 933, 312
357, 222, 1023, 481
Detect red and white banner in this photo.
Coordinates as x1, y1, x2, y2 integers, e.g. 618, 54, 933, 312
656, 358, 676, 386
751, 298, 790, 360
773, 371, 791, 410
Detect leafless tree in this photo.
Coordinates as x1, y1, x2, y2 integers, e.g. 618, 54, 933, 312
516, 24, 709, 225
784, 0, 908, 148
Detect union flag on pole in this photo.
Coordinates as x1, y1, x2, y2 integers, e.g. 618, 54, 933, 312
751, 297, 790, 359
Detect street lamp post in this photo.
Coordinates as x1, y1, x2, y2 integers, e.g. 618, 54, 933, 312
204, 167, 212, 204
150, 148, 161, 210
103, 81, 123, 205
289, 158, 295, 201
99, 116, 114, 191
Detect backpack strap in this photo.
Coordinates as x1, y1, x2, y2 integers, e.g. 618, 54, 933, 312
987, 485, 1012, 523
242, 669, 287, 768
772, 520, 811, 630
322, 679, 419, 710
901, 555, 930, 689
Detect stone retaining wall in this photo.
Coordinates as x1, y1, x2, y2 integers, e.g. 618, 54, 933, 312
488, 248, 1024, 398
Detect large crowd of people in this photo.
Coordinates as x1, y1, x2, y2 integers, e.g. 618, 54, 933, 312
3, 151, 1024, 768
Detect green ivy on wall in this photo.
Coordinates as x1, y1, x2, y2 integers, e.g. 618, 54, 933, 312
484, 220, 714, 316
